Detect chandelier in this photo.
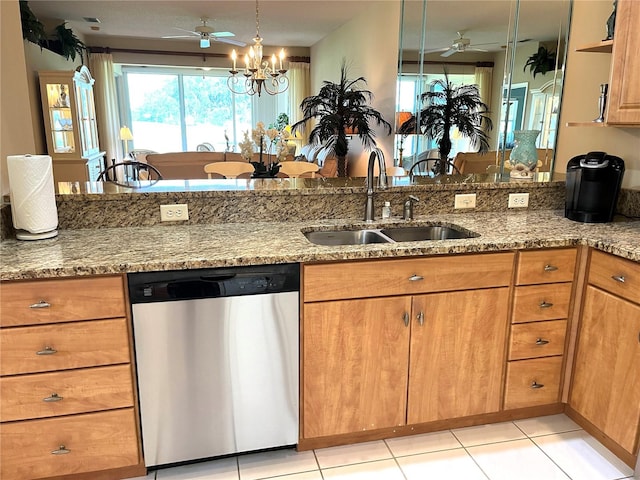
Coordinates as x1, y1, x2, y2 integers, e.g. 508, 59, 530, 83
227, 0, 289, 97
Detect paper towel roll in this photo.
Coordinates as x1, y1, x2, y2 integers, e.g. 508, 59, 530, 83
7, 154, 59, 240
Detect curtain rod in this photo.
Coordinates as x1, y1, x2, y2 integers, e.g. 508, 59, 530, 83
401, 60, 494, 67
88, 46, 310, 63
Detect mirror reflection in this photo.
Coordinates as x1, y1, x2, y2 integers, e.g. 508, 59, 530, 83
396, 0, 571, 179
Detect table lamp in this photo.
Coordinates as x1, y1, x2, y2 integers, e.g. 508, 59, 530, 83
120, 126, 134, 157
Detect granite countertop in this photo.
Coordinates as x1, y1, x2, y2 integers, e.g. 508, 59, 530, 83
1, 210, 638, 281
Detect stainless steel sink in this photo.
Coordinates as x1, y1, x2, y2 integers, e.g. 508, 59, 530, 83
304, 224, 478, 245
380, 225, 479, 242
304, 229, 389, 246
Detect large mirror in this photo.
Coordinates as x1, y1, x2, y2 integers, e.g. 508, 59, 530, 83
396, 0, 571, 179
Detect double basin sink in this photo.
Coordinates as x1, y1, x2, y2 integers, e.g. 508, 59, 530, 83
304, 224, 479, 246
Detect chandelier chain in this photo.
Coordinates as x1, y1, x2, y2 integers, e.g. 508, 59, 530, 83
255, 0, 260, 38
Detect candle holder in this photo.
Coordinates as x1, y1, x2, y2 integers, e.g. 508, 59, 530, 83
593, 83, 608, 123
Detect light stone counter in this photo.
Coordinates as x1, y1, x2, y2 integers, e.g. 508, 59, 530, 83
1, 210, 638, 280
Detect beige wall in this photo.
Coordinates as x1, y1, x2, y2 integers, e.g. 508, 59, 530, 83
556, 0, 640, 188
310, 2, 401, 177
1, 0, 37, 197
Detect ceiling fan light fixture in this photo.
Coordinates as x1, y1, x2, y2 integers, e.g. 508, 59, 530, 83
227, 0, 288, 96
200, 35, 210, 49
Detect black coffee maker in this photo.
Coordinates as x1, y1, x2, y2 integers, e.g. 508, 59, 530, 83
565, 151, 624, 223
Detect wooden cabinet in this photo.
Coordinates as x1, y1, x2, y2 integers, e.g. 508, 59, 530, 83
607, 0, 640, 124
0, 275, 143, 480
504, 248, 576, 409
302, 253, 514, 442
570, 251, 640, 458
38, 65, 105, 183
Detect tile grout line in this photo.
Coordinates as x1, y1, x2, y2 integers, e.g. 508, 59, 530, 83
449, 428, 492, 480
383, 438, 410, 480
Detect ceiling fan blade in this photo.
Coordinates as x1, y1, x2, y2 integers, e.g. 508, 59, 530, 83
212, 31, 235, 38
441, 47, 458, 57
173, 27, 199, 35
468, 47, 489, 52
423, 47, 449, 54
213, 37, 247, 47
161, 35, 194, 39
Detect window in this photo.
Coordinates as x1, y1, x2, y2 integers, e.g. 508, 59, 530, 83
121, 66, 288, 153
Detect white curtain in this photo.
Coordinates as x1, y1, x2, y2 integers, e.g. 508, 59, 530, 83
475, 65, 493, 141
89, 53, 122, 164
287, 61, 310, 130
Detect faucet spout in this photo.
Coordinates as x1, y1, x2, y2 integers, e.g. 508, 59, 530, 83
364, 149, 388, 222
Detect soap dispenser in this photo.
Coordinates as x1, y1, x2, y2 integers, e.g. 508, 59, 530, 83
382, 201, 392, 219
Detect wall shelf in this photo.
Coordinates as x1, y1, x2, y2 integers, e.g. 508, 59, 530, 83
575, 40, 613, 53
566, 122, 608, 127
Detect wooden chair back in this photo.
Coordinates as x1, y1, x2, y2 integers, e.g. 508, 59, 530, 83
386, 166, 407, 176
204, 161, 254, 179
278, 161, 320, 178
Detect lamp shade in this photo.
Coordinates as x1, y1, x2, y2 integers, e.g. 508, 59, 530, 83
395, 111, 413, 133
120, 126, 134, 141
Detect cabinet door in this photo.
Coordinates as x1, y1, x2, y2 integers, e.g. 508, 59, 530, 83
408, 288, 509, 424
607, 0, 640, 124
302, 297, 411, 438
570, 286, 640, 455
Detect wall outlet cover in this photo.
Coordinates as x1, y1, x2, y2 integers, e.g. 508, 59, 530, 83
160, 204, 189, 221
508, 193, 529, 208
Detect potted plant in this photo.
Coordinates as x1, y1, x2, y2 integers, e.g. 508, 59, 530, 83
416, 72, 493, 175
291, 60, 392, 177
523, 46, 557, 78
20, 0, 47, 47
49, 22, 87, 63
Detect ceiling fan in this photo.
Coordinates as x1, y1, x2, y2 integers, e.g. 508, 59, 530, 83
426, 32, 494, 57
162, 17, 246, 48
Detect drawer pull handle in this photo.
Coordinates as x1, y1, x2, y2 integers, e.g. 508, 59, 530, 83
417, 311, 425, 326
51, 445, 70, 455
531, 381, 544, 389
409, 275, 424, 282
611, 275, 626, 283
30, 300, 51, 309
43, 393, 63, 402
36, 346, 57, 356
403, 312, 409, 327
543, 264, 558, 272
535, 338, 550, 346
539, 301, 554, 309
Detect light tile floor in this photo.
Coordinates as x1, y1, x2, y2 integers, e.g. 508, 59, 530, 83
126, 414, 636, 480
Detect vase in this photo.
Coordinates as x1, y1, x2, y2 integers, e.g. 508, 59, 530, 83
509, 130, 540, 178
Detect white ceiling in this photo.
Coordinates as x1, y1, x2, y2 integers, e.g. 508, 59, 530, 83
27, 0, 570, 53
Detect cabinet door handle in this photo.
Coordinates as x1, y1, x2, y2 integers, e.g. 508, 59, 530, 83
543, 264, 558, 272
43, 393, 63, 402
535, 338, 550, 346
408, 275, 424, 282
531, 381, 544, 389
51, 445, 70, 455
30, 300, 51, 309
417, 311, 424, 326
36, 346, 57, 356
611, 275, 626, 283
403, 312, 409, 327
539, 301, 554, 308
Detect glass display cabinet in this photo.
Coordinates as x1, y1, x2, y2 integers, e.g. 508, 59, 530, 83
38, 65, 105, 182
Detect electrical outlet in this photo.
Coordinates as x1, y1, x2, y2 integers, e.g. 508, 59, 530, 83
508, 193, 529, 208
454, 193, 477, 209
160, 204, 189, 221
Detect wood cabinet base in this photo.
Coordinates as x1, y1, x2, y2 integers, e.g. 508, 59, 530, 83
565, 405, 638, 469
38, 463, 146, 480
298, 403, 564, 451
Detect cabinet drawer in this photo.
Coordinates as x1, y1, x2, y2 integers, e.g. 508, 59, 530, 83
0, 276, 126, 327
1, 365, 134, 422
0, 408, 139, 480
504, 356, 563, 409
512, 283, 572, 323
515, 249, 576, 285
509, 320, 567, 360
303, 252, 514, 302
0, 318, 130, 376
589, 250, 640, 304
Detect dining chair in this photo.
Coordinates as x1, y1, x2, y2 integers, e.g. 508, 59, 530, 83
204, 161, 254, 179
278, 161, 320, 178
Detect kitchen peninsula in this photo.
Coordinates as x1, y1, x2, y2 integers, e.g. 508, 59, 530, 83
1, 178, 639, 480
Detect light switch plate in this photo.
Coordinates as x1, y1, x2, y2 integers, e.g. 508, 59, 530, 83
454, 193, 477, 209
160, 204, 189, 221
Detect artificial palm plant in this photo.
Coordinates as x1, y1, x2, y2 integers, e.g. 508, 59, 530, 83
292, 60, 392, 177
417, 73, 493, 175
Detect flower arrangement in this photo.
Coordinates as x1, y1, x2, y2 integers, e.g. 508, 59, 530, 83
239, 121, 291, 177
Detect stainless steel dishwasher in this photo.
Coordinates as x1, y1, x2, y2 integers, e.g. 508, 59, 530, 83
128, 264, 299, 468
